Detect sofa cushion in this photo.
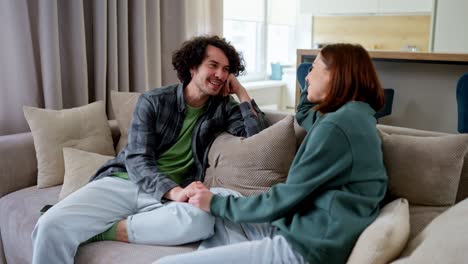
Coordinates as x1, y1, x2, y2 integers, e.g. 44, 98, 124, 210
0, 185, 60, 263
0, 185, 197, 264
111, 91, 141, 152
60, 148, 114, 200
392, 198, 468, 264
23, 102, 116, 188
0, 228, 5, 264
379, 130, 468, 206
204, 115, 296, 196
377, 124, 468, 203
347, 198, 410, 264
263, 110, 307, 148
76, 241, 197, 264
457, 160, 468, 202
407, 204, 449, 240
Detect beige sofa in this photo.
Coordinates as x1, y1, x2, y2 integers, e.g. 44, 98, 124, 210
1, 110, 468, 264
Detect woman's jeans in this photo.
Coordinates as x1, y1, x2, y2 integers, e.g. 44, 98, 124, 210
154, 187, 308, 264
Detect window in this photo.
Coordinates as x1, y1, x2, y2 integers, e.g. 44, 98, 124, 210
223, 0, 298, 81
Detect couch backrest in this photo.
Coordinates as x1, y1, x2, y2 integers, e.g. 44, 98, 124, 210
108, 111, 468, 202
0, 132, 37, 198
108, 111, 307, 150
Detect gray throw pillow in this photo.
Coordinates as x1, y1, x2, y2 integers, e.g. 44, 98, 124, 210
379, 130, 468, 206
111, 91, 141, 152
204, 115, 296, 196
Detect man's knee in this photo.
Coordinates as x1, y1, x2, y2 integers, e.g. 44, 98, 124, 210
33, 212, 65, 240
166, 202, 215, 239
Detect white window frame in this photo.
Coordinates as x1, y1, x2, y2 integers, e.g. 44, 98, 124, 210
223, 0, 269, 82
223, 0, 299, 82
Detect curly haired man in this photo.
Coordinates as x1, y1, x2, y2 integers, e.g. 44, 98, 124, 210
31, 35, 268, 264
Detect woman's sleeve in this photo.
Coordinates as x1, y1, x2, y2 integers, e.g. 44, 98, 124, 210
295, 85, 320, 131
210, 122, 352, 223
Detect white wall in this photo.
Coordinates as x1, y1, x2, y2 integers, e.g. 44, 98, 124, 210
433, 0, 468, 53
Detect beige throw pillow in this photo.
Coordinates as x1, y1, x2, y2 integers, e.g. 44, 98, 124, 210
204, 115, 296, 196
347, 198, 410, 264
111, 91, 141, 152
392, 198, 468, 264
23, 101, 115, 188
379, 130, 468, 206
59, 148, 114, 200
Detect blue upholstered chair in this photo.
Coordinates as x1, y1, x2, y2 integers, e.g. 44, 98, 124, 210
456, 73, 468, 133
296, 62, 394, 119
297, 62, 312, 92
375, 89, 394, 119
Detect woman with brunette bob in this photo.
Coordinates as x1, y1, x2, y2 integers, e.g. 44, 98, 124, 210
154, 43, 388, 264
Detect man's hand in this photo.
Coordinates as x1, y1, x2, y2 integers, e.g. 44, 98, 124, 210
186, 189, 214, 212
222, 74, 257, 116
163, 181, 208, 202
164, 186, 188, 202
223, 74, 250, 102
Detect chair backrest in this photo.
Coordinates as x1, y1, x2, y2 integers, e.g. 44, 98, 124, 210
296, 62, 394, 119
457, 73, 468, 133
296, 62, 312, 92
375, 88, 394, 119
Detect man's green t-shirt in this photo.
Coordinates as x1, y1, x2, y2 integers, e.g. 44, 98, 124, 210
114, 104, 205, 184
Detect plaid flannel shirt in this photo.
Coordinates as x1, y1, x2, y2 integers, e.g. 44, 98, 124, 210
91, 84, 268, 201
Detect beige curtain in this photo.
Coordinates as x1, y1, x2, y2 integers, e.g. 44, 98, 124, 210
0, 0, 222, 136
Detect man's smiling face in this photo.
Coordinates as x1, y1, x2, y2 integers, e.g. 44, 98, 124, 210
189, 45, 230, 97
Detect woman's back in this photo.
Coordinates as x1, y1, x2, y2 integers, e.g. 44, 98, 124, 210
273, 100, 387, 263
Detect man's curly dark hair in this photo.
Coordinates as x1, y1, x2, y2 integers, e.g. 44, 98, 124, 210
172, 35, 245, 86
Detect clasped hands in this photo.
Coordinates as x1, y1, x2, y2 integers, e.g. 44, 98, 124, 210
165, 181, 213, 212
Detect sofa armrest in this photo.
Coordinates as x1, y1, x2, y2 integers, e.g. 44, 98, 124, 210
0, 132, 37, 199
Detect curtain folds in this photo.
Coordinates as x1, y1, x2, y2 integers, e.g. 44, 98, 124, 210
0, 0, 222, 136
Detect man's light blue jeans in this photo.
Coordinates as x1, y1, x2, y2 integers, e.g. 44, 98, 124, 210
31, 177, 215, 264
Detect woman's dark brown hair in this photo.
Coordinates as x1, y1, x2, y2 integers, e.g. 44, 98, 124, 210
314, 43, 385, 114
172, 35, 245, 86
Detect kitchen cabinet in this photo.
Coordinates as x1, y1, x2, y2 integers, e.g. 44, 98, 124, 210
378, 0, 433, 13
433, 0, 468, 53
320, 0, 378, 14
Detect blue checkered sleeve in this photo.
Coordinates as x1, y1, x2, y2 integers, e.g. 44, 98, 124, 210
225, 97, 269, 137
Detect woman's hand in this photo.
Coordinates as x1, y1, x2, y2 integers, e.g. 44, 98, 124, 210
184, 181, 208, 192
186, 189, 214, 212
